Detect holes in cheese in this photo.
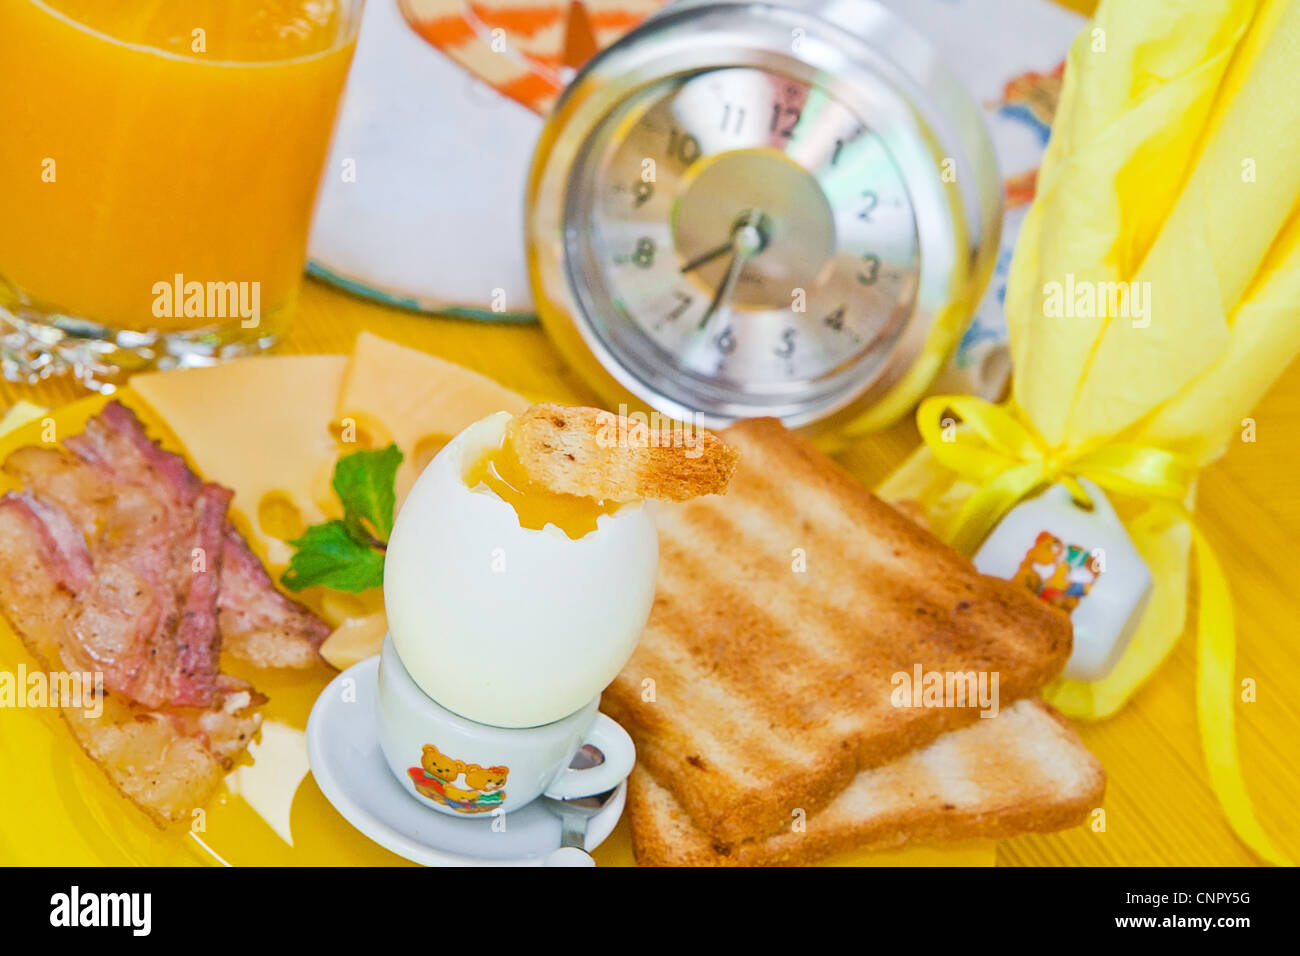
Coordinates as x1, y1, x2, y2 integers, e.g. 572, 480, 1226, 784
330, 410, 391, 452
334, 332, 529, 508
412, 434, 453, 476
130, 355, 348, 569
258, 491, 307, 543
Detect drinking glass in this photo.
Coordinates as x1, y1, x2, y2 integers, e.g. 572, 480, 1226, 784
0, 0, 364, 390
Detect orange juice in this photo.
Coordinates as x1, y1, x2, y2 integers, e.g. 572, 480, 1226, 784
0, 1, 360, 339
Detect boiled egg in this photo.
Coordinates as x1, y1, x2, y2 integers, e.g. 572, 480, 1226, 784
384, 411, 658, 727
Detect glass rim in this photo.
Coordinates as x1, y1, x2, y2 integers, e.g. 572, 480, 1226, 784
26, 0, 365, 69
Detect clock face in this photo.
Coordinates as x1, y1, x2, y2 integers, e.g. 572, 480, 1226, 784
565, 66, 921, 410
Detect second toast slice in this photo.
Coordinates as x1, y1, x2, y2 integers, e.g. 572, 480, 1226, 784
602, 418, 1073, 845
628, 699, 1104, 865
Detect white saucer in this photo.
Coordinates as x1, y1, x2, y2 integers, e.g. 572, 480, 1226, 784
306, 656, 626, 866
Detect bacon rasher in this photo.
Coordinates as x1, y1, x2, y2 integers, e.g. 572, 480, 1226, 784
0, 402, 330, 823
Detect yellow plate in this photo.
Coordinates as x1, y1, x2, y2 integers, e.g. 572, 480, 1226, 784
0, 388, 993, 866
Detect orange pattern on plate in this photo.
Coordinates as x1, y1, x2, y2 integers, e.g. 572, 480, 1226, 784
397, 0, 665, 113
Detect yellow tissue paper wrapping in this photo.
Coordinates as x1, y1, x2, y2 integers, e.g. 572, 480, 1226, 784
878, 0, 1300, 864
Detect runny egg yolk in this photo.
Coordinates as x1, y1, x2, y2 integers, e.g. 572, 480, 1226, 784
463, 433, 619, 539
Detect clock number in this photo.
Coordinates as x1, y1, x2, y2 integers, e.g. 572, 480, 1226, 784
715, 326, 736, 355
667, 290, 693, 320
632, 238, 656, 269
719, 104, 745, 135
858, 254, 881, 286
857, 191, 878, 222
774, 328, 797, 359
823, 306, 846, 332
667, 127, 700, 164
832, 128, 866, 166
858, 190, 878, 222
633, 181, 654, 207
769, 104, 800, 138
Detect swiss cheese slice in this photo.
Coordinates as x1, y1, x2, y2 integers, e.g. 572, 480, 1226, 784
335, 331, 529, 504
131, 355, 348, 569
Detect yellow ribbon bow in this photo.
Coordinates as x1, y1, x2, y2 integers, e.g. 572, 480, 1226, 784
917, 394, 1293, 867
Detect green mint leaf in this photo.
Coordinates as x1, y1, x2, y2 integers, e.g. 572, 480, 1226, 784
279, 445, 402, 595
280, 520, 386, 593
332, 444, 403, 543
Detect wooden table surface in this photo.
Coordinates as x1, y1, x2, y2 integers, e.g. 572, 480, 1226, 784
5, 275, 1296, 866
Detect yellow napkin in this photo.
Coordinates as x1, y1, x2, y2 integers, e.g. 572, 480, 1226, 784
880, 0, 1300, 865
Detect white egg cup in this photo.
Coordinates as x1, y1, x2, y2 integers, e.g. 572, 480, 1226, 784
376, 634, 636, 818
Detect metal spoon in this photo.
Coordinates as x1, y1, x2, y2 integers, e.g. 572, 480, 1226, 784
540, 745, 622, 866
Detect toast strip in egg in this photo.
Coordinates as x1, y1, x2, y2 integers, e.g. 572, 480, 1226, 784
601, 417, 1074, 845
509, 404, 738, 502
626, 699, 1105, 865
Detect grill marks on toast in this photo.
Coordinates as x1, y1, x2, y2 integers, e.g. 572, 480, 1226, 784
615, 640, 770, 788
627, 700, 1105, 866
734, 428, 1068, 672
604, 418, 1074, 846
661, 503, 859, 668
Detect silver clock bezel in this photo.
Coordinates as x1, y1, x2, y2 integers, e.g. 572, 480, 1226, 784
528, 0, 1002, 430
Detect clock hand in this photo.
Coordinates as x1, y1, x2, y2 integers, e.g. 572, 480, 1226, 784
679, 240, 735, 275
697, 244, 748, 331
695, 210, 769, 332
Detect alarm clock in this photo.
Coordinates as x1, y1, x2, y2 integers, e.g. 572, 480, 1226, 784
527, 0, 1002, 432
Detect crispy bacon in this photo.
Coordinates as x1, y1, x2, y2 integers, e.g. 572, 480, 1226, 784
66, 399, 204, 506
0, 401, 332, 824
60, 685, 263, 826
0, 402, 331, 697
6, 462, 226, 708
170, 483, 232, 706
2, 445, 206, 704
64, 402, 329, 669
1, 492, 93, 592
0, 493, 78, 665
218, 526, 331, 668
0, 500, 265, 824
4, 445, 122, 539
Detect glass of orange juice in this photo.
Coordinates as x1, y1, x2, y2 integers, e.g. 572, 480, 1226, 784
0, 1, 364, 390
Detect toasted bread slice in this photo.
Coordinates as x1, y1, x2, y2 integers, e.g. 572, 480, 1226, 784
602, 418, 1073, 845
627, 699, 1104, 865
509, 404, 737, 502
